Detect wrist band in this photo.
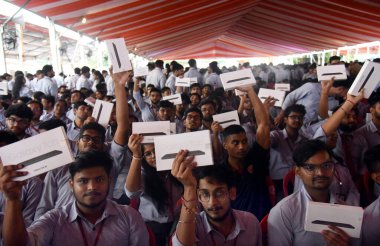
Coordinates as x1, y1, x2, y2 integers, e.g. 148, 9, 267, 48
132, 155, 142, 160
346, 99, 355, 105
181, 196, 196, 203
340, 107, 348, 115
183, 202, 197, 214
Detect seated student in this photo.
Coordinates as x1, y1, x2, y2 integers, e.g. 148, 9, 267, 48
166, 63, 184, 94
189, 93, 201, 108
41, 99, 71, 125
2, 103, 33, 139
268, 140, 360, 246
362, 145, 380, 245
66, 90, 85, 122
156, 100, 174, 122
190, 83, 201, 95
26, 100, 44, 136
200, 99, 216, 130
218, 85, 271, 220
161, 86, 171, 97
0, 131, 43, 229
125, 135, 182, 245
171, 152, 262, 246
201, 84, 212, 99
0, 151, 148, 246
34, 70, 132, 219
179, 108, 203, 133
133, 78, 162, 122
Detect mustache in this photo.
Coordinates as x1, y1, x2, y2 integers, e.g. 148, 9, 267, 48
207, 206, 223, 212
312, 176, 330, 182
84, 191, 102, 196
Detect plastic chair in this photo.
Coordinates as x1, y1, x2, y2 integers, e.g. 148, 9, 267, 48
260, 214, 270, 246
282, 168, 296, 197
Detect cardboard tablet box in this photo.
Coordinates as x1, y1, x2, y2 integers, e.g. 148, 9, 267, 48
175, 77, 191, 87
234, 89, 247, 96
0, 82, 8, 95
316, 64, 347, 81
305, 201, 363, 238
92, 100, 114, 128
348, 60, 380, 98
190, 77, 198, 84
154, 130, 213, 171
162, 93, 182, 105
132, 121, 171, 144
275, 83, 290, 92
220, 69, 256, 91
105, 38, 132, 73
84, 96, 96, 107
170, 122, 176, 134
0, 127, 74, 181
258, 88, 286, 107
212, 110, 240, 129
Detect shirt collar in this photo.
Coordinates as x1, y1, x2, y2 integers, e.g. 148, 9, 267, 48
301, 185, 342, 204
369, 120, 379, 133
202, 209, 245, 239
68, 199, 119, 223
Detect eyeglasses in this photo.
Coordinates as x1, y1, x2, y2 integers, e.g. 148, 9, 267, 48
198, 188, 229, 203
6, 117, 29, 126
143, 149, 156, 158
80, 135, 102, 144
287, 115, 304, 121
300, 162, 335, 174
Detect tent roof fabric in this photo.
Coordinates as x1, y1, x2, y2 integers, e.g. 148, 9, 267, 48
10, 0, 380, 59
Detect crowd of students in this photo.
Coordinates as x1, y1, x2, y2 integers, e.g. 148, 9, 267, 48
0, 56, 379, 246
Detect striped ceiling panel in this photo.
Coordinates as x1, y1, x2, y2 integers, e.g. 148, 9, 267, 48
9, 0, 380, 59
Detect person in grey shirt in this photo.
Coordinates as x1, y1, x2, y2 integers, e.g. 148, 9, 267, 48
34, 70, 132, 220
361, 145, 380, 246
0, 151, 148, 246
268, 140, 360, 246
171, 153, 262, 246
39, 65, 58, 97
133, 78, 161, 122
184, 59, 204, 86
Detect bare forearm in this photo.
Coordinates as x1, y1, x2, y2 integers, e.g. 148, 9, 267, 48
322, 101, 354, 136
125, 158, 142, 193
319, 93, 329, 119
3, 200, 27, 246
114, 83, 129, 145
176, 186, 197, 246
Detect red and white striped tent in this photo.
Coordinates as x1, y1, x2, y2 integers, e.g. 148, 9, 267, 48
9, 0, 380, 59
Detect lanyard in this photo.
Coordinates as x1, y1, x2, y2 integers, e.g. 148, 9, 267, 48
210, 233, 238, 246
78, 219, 104, 246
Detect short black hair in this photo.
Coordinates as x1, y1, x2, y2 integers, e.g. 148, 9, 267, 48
74, 67, 81, 75
190, 93, 201, 100
73, 101, 88, 110
32, 91, 45, 102
222, 125, 245, 142
188, 59, 196, 67
42, 65, 53, 76
71, 90, 85, 100
172, 62, 184, 72
17, 97, 32, 104
81, 66, 90, 74
200, 99, 216, 110
202, 84, 212, 90
364, 144, 380, 174
158, 100, 174, 109
27, 100, 43, 112
39, 119, 67, 133
69, 150, 113, 179
42, 95, 55, 106
293, 140, 333, 167
184, 107, 203, 120
332, 78, 353, 89
368, 91, 380, 107
329, 56, 341, 63
5, 103, 33, 121
155, 60, 164, 68
79, 122, 106, 143
190, 83, 201, 90
161, 87, 171, 93
150, 87, 162, 96
284, 104, 306, 117
0, 130, 19, 145
194, 165, 236, 188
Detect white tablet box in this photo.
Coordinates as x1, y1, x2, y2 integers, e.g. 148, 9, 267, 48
305, 201, 363, 238
105, 38, 132, 73
92, 100, 114, 128
316, 64, 347, 81
162, 93, 182, 105
275, 83, 290, 92
154, 130, 213, 171
258, 88, 286, 107
212, 110, 240, 128
348, 60, 380, 99
176, 77, 191, 87
234, 89, 246, 96
84, 97, 96, 107
0, 82, 8, 95
134, 66, 149, 77
190, 77, 198, 84
170, 122, 176, 134
0, 127, 74, 181
132, 121, 171, 144
220, 69, 256, 91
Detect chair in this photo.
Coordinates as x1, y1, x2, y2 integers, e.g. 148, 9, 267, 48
265, 176, 276, 207
357, 171, 375, 207
283, 168, 296, 197
260, 214, 270, 246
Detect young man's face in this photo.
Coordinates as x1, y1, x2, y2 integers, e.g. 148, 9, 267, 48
157, 107, 172, 121
41, 98, 52, 110
28, 103, 42, 120
184, 112, 202, 131
201, 104, 215, 122
370, 102, 380, 121
284, 112, 304, 130
202, 86, 211, 97
71, 92, 81, 104
191, 86, 201, 95
77, 129, 104, 152
149, 91, 161, 105
339, 109, 358, 132
198, 178, 235, 223
54, 101, 67, 117
6, 115, 30, 136
162, 90, 171, 97
223, 133, 249, 159
190, 95, 200, 107
295, 150, 334, 192
74, 105, 90, 121
70, 166, 109, 210
174, 69, 184, 77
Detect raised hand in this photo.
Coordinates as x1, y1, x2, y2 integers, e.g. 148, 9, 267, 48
0, 164, 28, 201
128, 134, 143, 157
171, 150, 197, 188
110, 66, 132, 87
321, 77, 334, 95
321, 225, 350, 246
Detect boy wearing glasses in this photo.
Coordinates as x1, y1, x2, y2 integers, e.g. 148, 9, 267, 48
171, 152, 262, 246
3, 103, 33, 139
268, 140, 360, 246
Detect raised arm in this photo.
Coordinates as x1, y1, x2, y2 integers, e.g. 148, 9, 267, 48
125, 134, 144, 193
319, 78, 334, 119
1, 164, 28, 246
112, 69, 131, 146
321, 90, 364, 137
